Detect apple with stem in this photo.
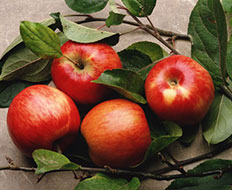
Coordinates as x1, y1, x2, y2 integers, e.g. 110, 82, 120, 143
145, 55, 215, 126
81, 99, 151, 168
7, 85, 81, 157
51, 41, 122, 105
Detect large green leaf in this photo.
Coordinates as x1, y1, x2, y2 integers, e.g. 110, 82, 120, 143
93, 69, 146, 104
127, 41, 164, 62
222, 0, 232, 14
32, 149, 80, 175
188, 0, 228, 87
167, 159, 232, 190
118, 49, 153, 72
136, 122, 182, 167
60, 15, 119, 46
65, 0, 109, 14
20, 21, 62, 59
0, 80, 33, 108
122, 0, 157, 17
226, 37, 232, 79
0, 18, 56, 61
75, 173, 140, 190
202, 92, 232, 144
0, 46, 51, 82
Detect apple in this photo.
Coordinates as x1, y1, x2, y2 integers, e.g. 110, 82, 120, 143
145, 55, 215, 126
7, 85, 81, 157
51, 41, 122, 105
81, 99, 151, 168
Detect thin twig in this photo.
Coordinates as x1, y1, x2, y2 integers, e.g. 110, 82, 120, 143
120, 6, 180, 54
64, 15, 191, 41
158, 153, 187, 175
151, 140, 232, 174
0, 164, 231, 181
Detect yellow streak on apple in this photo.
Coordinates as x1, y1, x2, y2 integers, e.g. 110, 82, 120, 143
178, 86, 189, 98
163, 89, 177, 105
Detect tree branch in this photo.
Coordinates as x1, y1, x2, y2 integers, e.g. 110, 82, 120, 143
64, 15, 191, 42
0, 164, 231, 181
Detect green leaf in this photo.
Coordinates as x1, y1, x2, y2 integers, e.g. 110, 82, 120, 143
0, 80, 33, 108
202, 92, 232, 144
32, 149, 80, 175
127, 41, 164, 62
0, 18, 56, 60
122, 0, 157, 17
65, 0, 109, 14
222, 0, 232, 14
60, 15, 119, 46
137, 122, 182, 166
179, 124, 200, 146
20, 21, 62, 59
75, 173, 140, 190
187, 0, 228, 87
109, 0, 120, 13
93, 69, 146, 104
0, 46, 51, 82
167, 159, 232, 190
226, 38, 232, 79
106, 11, 126, 27
118, 49, 152, 72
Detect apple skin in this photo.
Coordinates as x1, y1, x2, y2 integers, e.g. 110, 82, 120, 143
81, 99, 151, 168
51, 41, 122, 105
145, 55, 215, 126
7, 85, 81, 157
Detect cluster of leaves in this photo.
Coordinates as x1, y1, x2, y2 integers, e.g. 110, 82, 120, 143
1, 0, 232, 189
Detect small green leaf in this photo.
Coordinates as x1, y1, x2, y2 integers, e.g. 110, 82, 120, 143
106, 11, 126, 27
137, 122, 182, 166
32, 149, 80, 175
202, 92, 232, 144
188, 0, 228, 87
118, 49, 153, 72
65, 0, 109, 14
122, 0, 157, 17
60, 15, 119, 45
0, 80, 33, 108
167, 159, 232, 190
93, 69, 146, 104
20, 21, 62, 59
75, 173, 140, 190
127, 41, 164, 62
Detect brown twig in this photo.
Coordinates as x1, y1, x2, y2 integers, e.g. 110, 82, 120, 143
64, 15, 191, 41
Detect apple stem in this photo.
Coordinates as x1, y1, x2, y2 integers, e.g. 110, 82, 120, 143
64, 55, 84, 70
54, 144, 63, 154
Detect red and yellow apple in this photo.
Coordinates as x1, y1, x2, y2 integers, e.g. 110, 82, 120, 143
81, 99, 151, 168
145, 55, 215, 126
7, 85, 81, 157
51, 41, 122, 105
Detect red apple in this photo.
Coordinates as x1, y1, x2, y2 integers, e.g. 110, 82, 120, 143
7, 85, 81, 157
81, 99, 151, 168
145, 55, 215, 126
51, 41, 122, 105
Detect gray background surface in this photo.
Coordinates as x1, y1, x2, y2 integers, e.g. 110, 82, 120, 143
0, 0, 231, 189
